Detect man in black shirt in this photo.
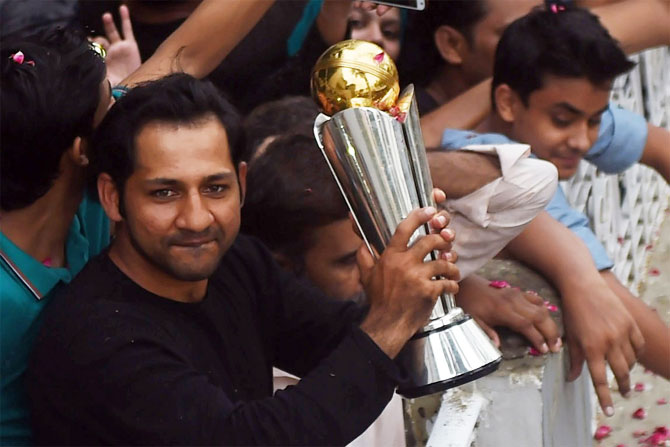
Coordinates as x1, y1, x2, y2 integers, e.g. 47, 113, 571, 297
27, 74, 460, 445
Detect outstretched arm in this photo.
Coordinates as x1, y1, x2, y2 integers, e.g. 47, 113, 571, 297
506, 211, 645, 416
122, 0, 274, 86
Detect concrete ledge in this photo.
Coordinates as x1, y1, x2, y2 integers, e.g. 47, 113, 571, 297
404, 260, 593, 447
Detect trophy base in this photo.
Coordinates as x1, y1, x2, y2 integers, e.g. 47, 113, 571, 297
396, 313, 502, 399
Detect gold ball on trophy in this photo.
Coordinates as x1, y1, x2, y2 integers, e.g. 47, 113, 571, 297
311, 40, 400, 116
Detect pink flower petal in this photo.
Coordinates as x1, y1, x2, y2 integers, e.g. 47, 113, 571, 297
634, 382, 645, 392
594, 425, 612, 440
617, 236, 624, 244
615, 444, 626, 447
528, 347, 542, 356
543, 301, 559, 312
632, 407, 647, 419
373, 52, 385, 63
633, 430, 647, 438
641, 426, 669, 446
11, 51, 25, 64
395, 112, 407, 123
489, 280, 510, 289
656, 398, 668, 405
646, 244, 654, 251
649, 268, 661, 276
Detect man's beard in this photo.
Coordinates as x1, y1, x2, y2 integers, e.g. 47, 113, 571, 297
126, 225, 226, 282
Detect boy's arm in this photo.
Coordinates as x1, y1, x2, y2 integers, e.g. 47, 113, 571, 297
639, 123, 670, 184
506, 211, 645, 416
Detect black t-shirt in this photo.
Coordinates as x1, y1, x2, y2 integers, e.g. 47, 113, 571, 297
28, 235, 400, 446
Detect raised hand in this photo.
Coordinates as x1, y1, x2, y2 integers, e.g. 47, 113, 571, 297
91, 5, 141, 86
358, 204, 459, 358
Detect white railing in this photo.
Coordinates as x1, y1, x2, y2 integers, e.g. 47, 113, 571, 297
561, 46, 670, 292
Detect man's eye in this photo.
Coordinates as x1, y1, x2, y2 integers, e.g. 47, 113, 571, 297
204, 184, 228, 194
348, 18, 363, 29
151, 189, 177, 198
382, 27, 400, 41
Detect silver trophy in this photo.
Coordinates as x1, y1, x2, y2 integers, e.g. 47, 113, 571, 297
311, 41, 501, 398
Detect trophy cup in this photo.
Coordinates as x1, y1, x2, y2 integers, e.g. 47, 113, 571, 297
311, 40, 502, 398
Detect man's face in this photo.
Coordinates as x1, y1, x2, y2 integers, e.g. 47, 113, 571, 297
349, 6, 402, 61
507, 76, 611, 179
302, 219, 365, 304
460, 0, 539, 86
119, 116, 245, 281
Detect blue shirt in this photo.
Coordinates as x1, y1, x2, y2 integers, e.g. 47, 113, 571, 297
440, 105, 648, 270
0, 194, 109, 446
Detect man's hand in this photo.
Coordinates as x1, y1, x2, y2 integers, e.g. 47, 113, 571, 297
562, 277, 645, 416
456, 274, 561, 353
92, 5, 142, 87
358, 205, 459, 358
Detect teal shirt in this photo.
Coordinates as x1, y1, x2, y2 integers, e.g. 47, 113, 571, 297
0, 195, 109, 446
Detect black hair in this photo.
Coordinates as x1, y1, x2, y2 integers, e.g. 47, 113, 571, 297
491, 5, 635, 107
242, 96, 319, 163
90, 73, 244, 199
1, 27, 106, 211
399, 0, 489, 85
241, 131, 348, 273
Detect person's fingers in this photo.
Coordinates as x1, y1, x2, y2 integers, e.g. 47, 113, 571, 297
476, 319, 501, 348
629, 322, 646, 358
431, 187, 446, 204
91, 36, 110, 49
523, 290, 544, 306
621, 339, 637, 371
439, 249, 457, 264
375, 4, 392, 15
586, 356, 614, 416
119, 5, 135, 41
567, 340, 585, 382
388, 207, 436, 251
423, 259, 460, 283
433, 277, 459, 296
102, 11, 121, 43
607, 348, 632, 398
428, 211, 451, 233
409, 233, 452, 261
526, 304, 561, 353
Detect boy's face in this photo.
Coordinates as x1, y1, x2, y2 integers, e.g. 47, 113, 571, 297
506, 75, 611, 179
302, 219, 365, 304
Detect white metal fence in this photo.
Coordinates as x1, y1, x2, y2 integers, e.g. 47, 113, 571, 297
561, 47, 670, 292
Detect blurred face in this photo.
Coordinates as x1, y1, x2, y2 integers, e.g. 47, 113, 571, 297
460, 0, 539, 86
506, 76, 611, 179
118, 116, 246, 281
349, 6, 402, 60
302, 219, 365, 304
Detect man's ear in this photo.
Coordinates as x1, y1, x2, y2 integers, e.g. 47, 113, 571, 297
97, 173, 123, 222
434, 25, 469, 65
494, 84, 521, 123
237, 161, 247, 207
68, 137, 90, 167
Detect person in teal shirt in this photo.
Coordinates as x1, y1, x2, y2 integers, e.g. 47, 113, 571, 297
0, 29, 114, 445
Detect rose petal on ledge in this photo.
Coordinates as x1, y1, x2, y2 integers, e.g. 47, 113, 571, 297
632, 407, 647, 419
641, 426, 669, 446
649, 268, 661, 276
594, 425, 612, 440
528, 347, 542, 356
634, 382, 646, 392
656, 398, 668, 405
543, 301, 559, 312
489, 280, 510, 289
633, 430, 647, 438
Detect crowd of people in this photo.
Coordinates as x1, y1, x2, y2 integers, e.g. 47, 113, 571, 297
1, 0, 669, 445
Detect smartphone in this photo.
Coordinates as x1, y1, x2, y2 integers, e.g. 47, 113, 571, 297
369, 0, 426, 11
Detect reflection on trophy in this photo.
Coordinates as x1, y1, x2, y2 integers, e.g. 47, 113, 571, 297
311, 40, 502, 398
